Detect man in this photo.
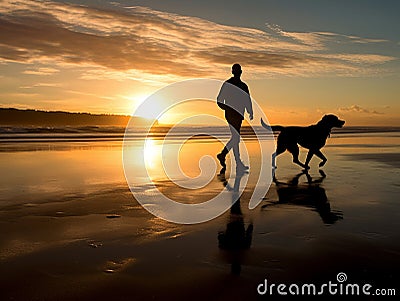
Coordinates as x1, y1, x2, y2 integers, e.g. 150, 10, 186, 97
217, 63, 253, 171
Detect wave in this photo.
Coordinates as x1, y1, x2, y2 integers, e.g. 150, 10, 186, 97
0, 125, 399, 142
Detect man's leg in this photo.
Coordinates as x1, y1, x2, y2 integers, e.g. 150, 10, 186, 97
217, 146, 229, 168
217, 121, 238, 168
217, 117, 248, 170
230, 119, 248, 170
230, 123, 241, 163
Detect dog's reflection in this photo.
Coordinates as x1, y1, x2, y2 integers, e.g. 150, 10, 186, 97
217, 170, 253, 275
264, 170, 343, 224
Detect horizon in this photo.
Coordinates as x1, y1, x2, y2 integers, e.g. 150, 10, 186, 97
2, 107, 400, 128
1, 1, 399, 126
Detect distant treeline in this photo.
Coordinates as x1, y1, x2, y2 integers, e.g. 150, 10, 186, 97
0, 108, 155, 126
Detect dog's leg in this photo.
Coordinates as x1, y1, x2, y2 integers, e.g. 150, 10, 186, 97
272, 152, 277, 169
289, 171, 306, 186
272, 143, 286, 169
315, 150, 327, 167
304, 170, 312, 184
304, 150, 314, 169
288, 145, 308, 169
311, 170, 326, 184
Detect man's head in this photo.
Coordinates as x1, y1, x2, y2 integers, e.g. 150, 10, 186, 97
232, 63, 242, 77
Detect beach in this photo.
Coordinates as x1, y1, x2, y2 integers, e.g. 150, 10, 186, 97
0, 128, 399, 300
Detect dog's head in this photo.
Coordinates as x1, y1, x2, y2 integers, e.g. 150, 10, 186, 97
318, 114, 345, 128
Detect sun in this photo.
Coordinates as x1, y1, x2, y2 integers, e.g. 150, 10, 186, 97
126, 93, 149, 110
127, 93, 166, 121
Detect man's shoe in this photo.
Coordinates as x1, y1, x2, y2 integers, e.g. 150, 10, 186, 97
217, 153, 226, 168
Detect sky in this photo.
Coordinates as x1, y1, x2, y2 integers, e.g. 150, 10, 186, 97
0, 0, 399, 125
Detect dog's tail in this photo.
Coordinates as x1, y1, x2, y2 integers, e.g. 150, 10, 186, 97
261, 118, 284, 132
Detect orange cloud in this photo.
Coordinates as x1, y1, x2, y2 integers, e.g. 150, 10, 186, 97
0, 0, 396, 82
22, 67, 59, 75
338, 105, 384, 115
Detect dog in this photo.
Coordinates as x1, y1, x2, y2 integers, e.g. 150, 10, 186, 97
261, 114, 345, 169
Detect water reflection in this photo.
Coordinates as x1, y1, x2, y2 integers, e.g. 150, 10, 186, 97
264, 171, 343, 224
143, 138, 162, 170
217, 170, 253, 275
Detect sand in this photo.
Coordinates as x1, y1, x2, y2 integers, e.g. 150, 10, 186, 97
0, 132, 399, 300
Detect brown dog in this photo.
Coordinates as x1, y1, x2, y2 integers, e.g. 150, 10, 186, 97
261, 115, 345, 169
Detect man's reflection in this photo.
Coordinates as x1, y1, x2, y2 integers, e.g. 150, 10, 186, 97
217, 170, 253, 275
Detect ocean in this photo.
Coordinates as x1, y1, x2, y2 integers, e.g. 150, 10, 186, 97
0, 125, 399, 300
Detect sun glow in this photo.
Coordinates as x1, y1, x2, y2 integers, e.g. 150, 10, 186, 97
143, 138, 161, 170
129, 94, 166, 121
125, 93, 150, 113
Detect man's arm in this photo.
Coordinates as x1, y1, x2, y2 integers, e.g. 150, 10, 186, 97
217, 82, 228, 110
245, 85, 253, 120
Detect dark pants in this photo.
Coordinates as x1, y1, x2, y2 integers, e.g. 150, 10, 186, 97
223, 113, 243, 163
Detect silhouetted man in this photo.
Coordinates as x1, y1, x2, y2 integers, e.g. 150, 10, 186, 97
217, 64, 253, 171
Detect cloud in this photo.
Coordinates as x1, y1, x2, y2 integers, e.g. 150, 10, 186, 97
20, 82, 62, 88
0, 0, 396, 80
338, 105, 384, 115
65, 89, 114, 100
22, 67, 59, 75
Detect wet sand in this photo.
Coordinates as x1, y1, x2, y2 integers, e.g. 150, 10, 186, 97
0, 132, 399, 300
